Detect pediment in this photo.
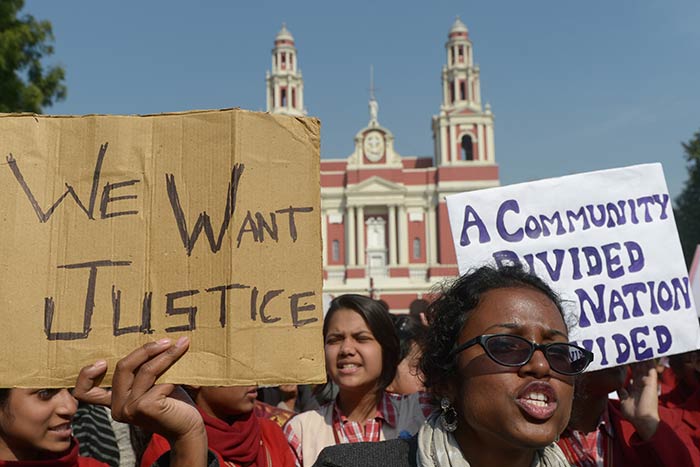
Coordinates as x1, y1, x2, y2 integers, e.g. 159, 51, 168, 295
346, 176, 406, 195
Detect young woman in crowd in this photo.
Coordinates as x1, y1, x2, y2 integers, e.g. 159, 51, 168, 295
0, 387, 109, 466
139, 384, 295, 467
283, 294, 432, 467
313, 265, 595, 467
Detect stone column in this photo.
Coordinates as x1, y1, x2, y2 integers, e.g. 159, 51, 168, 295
398, 205, 408, 264
428, 204, 437, 265
346, 206, 356, 265
388, 205, 397, 265
478, 124, 485, 161
356, 206, 365, 266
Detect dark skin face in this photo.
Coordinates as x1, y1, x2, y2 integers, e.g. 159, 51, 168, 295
192, 386, 258, 423
447, 287, 574, 466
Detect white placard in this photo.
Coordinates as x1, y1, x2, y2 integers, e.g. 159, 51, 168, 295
446, 164, 700, 371
690, 246, 700, 318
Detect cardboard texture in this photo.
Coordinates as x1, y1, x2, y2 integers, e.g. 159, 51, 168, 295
0, 109, 325, 388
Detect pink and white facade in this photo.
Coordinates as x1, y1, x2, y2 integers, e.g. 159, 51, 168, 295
267, 19, 499, 311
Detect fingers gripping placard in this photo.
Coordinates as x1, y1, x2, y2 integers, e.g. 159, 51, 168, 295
0, 109, 324, 387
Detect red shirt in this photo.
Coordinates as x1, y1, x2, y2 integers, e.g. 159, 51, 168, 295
0, 440, 109, 467
558, 399, 700, 467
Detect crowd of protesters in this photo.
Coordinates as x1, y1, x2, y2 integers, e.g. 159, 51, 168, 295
1, 265, 699, 466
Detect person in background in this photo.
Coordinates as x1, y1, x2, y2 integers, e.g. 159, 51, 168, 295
386, 315, 426, 395
140, 385, 295, 467
313, 265, 594, 467
660, 350, 700, 408
408, 299, 429, 327
559, 362, 699, 466
72, 403, 121, 467
284, 294, 431, 467
0, 387, 109, 467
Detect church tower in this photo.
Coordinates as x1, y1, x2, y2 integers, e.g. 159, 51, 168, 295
432, 18, 495, 165
266, 24, 306, 116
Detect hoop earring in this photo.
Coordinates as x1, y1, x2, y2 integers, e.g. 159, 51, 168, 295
440, 398, 458, 432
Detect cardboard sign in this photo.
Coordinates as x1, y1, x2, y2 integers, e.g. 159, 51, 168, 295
0, 109, 325, 387
691, 246, 700, 318
446, 164, 700, 371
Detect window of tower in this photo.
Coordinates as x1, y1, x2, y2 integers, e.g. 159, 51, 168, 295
450, 46, 455, 65
281, 87, 287, 107
290, 53, 294, 69
413, 237, 422, 260
332, 239, 340, 262
281, 53, 286, 70
449, 81, 454, 103
461, 134, 474, 161
459, 80, 466, 100
291, 88, 296, 107
458, 45, 464, 63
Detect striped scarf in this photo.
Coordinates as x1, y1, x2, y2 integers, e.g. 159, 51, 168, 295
73, 404, 120, 467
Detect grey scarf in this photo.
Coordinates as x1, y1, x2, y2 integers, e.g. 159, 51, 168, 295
416, 413, 570, 467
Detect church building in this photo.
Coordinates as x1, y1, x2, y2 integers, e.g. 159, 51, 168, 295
266, 19, 499, 311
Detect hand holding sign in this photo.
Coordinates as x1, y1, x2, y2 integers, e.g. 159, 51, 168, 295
74, 338, 208, 467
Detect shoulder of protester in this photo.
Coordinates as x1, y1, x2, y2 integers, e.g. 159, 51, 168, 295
313, 437, 417, 467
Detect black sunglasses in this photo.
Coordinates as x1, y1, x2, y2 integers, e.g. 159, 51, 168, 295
451, 333, 594, 376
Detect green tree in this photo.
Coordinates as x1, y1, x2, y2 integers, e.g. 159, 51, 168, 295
674, 128, 700, 268
0, 0, 66, 113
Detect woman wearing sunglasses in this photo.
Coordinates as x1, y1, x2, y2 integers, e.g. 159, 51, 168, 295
313, 265, 593, 467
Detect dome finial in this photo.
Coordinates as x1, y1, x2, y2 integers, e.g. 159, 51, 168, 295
449, 16, 468, 36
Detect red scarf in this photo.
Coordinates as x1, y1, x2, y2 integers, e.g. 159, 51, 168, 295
199, 408, 266, 467
0, 439, 83, 466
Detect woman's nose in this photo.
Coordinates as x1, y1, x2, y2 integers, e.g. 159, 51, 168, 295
519, 348, 552, 378
55, 389, 78, 417
339, 338, 355, 355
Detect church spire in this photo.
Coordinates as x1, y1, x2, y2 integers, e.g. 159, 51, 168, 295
432, 18, 495, 166
266, 23, 306, 116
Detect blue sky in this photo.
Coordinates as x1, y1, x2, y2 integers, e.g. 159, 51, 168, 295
23, 0, 700, 200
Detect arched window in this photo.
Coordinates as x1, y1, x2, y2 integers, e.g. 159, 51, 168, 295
413, 237, 421, 259
461, 134, 474, 161
332, 239, 340, 262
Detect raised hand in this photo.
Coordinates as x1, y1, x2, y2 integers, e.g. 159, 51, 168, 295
75, 337, 209, 467
74, 359, 112, 406
617, 360, 660, 440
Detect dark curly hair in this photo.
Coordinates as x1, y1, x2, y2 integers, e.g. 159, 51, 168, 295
391, 314, 427, 362
419, 265, 565, 396
324, 294, 400, 392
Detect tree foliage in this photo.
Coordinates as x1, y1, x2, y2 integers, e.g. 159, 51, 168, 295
674, 128, 700, 268
0, 0, 66, 113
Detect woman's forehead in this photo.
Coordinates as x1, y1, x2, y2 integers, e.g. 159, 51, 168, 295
326, 308, 370, 332
464, 287, 567, 334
